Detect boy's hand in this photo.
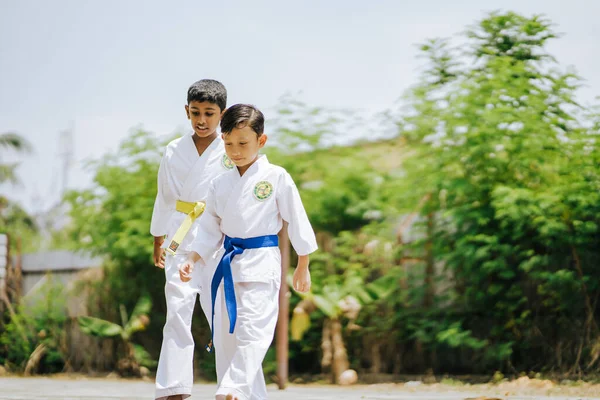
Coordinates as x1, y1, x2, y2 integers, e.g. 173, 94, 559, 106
179, 260, 194, 282
153, 237, 165, 268
179, 252, 201, 282
293, 255, 311, 293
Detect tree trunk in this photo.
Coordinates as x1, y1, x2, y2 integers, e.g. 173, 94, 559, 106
571, 245, 598, 340
414, 340, 425, 373
321, 319, 332, 374
393, 347, 403, 374
24, 343, 47, 376
424, 212, 435, 308
370, 339, 382, 374
330, 318, 349, 383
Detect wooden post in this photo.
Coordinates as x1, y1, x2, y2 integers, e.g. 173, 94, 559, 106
276, 222, 290, 389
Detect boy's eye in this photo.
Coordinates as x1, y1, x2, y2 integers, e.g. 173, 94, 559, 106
206, 113, 214, 117
225, 143, 232, 146
239, 142, 247, 145
192, 112, 199, 116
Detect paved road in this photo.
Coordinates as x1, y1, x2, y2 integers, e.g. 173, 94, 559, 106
0, 377, 598, 400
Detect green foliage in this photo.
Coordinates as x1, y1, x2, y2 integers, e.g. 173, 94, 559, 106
436, 322, 487, 350
0, 196, 41, 252
395, 10, 600, 371
77, 296, 152, 340
285, 10, 600, 376
78, 316, 123, 337
77, 295, 155, 372
65, 130, 163, 264
132, 343, 157, 368
267, 98, 389, 235
0, 131, 32, 185
56, 129, 169, 374
64, 129, 170, 314
0, 276, 67, 373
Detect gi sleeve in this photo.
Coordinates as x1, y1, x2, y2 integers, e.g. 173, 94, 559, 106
150, 154, 172, 237
190, 178, 224, 260
277, 171, 318, 256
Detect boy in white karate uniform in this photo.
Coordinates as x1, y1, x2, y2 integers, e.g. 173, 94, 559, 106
151, 79, 234, 400
180, 104, 317, 400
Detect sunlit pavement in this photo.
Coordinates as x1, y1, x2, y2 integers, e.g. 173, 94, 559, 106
0, 377, 598, 400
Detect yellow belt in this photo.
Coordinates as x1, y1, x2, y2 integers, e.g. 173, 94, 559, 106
166, 200, 206, 255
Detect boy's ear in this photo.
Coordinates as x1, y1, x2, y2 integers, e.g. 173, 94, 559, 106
259, 134, 268, 148
185, 104, 190, 119
221, 133, 225, 140
220, 108, 227, 118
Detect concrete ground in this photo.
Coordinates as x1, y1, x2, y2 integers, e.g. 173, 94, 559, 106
0, 377, 599, 400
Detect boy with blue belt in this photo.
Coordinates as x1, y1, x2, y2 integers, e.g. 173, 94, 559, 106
180, 104, 317, 400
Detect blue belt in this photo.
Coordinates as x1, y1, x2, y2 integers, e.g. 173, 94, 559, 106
207, 234, 279, 352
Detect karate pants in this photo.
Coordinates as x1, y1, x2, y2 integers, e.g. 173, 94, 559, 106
213, 280, 280, 400
155, 252, 214, 400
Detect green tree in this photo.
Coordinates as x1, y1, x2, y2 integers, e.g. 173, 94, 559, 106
397, 11, 600, 372
64, 129, 166, 308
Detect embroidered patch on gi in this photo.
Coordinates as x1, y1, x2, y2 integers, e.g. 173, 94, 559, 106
222, 154, 235, 170
253, 181, 274, 201
168, 240, 179, 253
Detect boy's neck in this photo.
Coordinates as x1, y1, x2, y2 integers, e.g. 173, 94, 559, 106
237, 155, 260, 176
192, 132, 218, 156
193, 131, 218, 144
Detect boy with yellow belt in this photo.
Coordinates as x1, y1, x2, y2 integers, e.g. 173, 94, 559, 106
151, 79, 233, 400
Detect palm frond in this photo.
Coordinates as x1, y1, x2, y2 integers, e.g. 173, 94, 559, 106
0, 132, 32, 153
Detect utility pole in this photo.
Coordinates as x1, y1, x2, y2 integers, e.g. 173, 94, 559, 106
58, 122, 74, 199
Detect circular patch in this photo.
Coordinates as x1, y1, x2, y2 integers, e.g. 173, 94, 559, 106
253, 181, 274, 201
222, 154, 235, 170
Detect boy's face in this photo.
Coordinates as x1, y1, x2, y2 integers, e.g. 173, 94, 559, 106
185, 101, 223, 138
223, 125, 267, 169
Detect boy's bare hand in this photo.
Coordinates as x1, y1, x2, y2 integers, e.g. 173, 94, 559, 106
179, 260, 194, 282
153, 238, 166, 268
293, 264, 311, 293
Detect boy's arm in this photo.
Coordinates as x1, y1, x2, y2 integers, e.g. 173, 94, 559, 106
277, 172, 318, 256
278, 171, 317, 293
190, 179, 224, 261
151, 156, 171, 268
153, 236, 165, 268
150, 156, 172, 238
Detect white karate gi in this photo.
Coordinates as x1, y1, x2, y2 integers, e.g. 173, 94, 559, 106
151, 133, 233, 400
191, 155, 318, 400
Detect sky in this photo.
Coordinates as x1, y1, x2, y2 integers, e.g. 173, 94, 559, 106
1, 0, 599, 213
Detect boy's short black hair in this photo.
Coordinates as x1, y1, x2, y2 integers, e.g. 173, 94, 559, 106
221, 104, 265, 136
187, 79, 227, 111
